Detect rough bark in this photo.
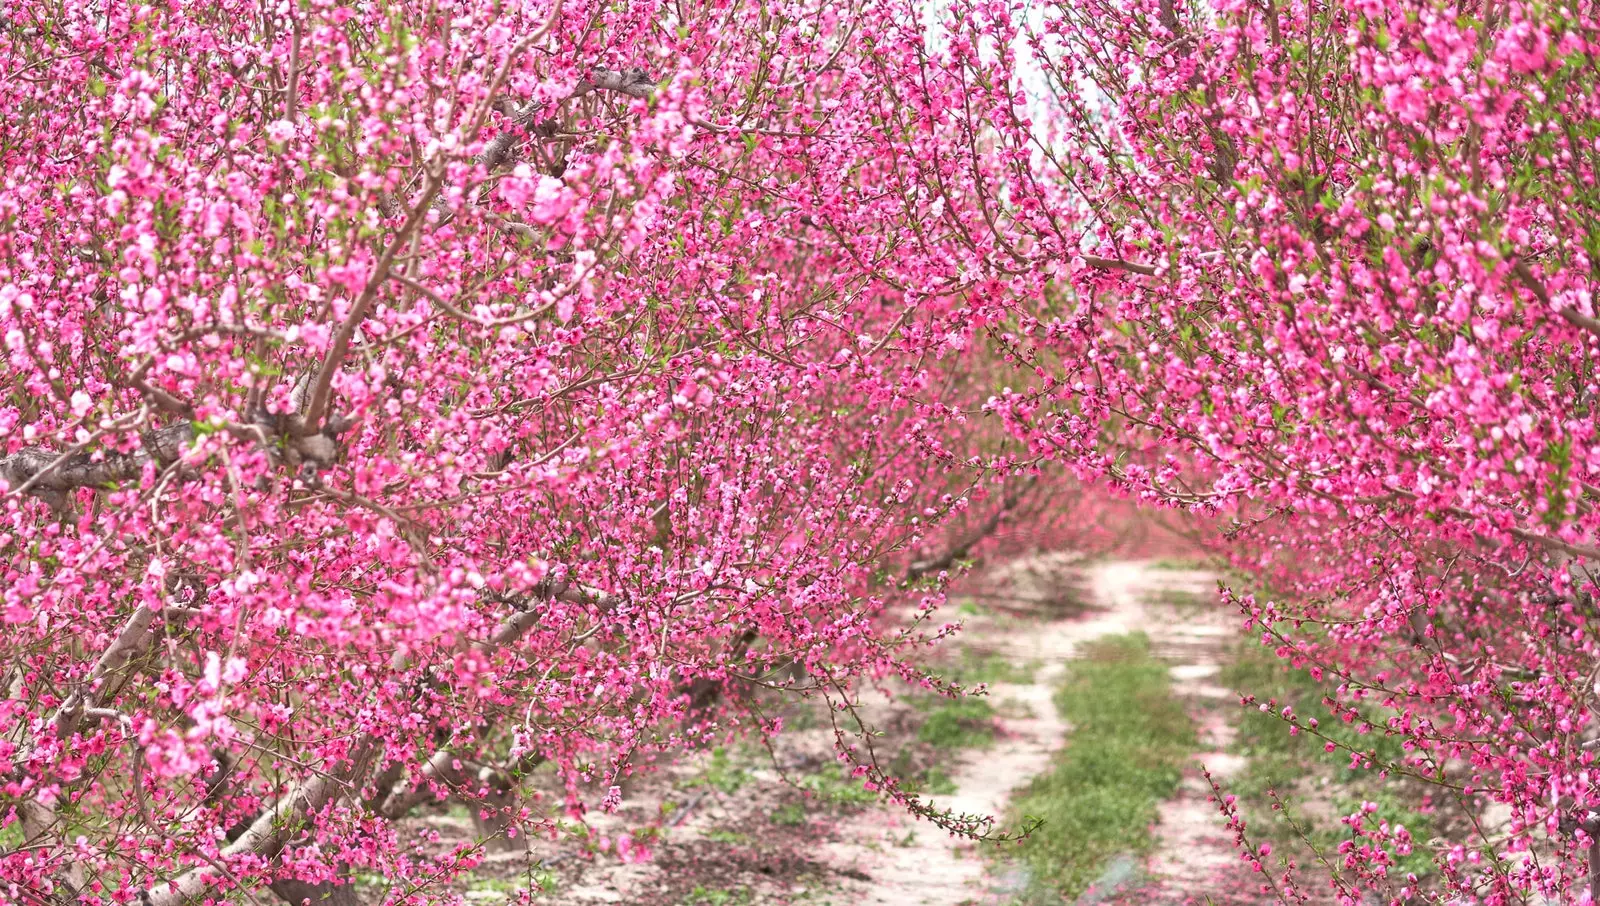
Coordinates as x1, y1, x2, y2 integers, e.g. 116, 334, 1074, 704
0, 415, 353, 502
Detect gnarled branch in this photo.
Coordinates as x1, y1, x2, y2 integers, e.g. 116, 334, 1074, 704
1, 414, 354, 502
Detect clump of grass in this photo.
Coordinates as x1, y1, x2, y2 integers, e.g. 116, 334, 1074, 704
1006, 633, 1196, 900
705, 828, 748, 844
885, 749, 960, 796
687, 746, 752, 794
797, 763, 880, 806
769, 762, 882, 827
914, 696, 997, 749
1221, 648, 1409, 777
1144, 587, 1210, 612
0, 822, 24, 851
771, 802, 807, 826
465, 877, 521, 902
685, 886, 752, 906
921, 766, 958, 795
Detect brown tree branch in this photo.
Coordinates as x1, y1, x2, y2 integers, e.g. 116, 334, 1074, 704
0, 421, 191, 498
480, 67, 657, 171
482, 576, 626, 650
573, 67, 657, 100
141, 740, 377, 906
301, 178, 442, 431
1079, 254, 1158, 277
15, 603, 175, 894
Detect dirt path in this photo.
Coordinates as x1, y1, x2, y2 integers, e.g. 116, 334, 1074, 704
818, 558, 1249, 906
399, 556, 1253, 906
1125, 565, 1252, 902
815, 555, 1095, 905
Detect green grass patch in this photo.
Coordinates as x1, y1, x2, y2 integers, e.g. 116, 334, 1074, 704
684, 886, 752, 906
0, 821, 22, 851
686, 746, 753, 794
771, 802, 807, 825
1144, 587, 1210, 609
1222, 647, 1410, 782
465, 877, 521, 902
1006, 633, 1196, 901
884, 749, 960, 796
704, 828, 748, 844
769, 762, 882, 827
914, 696, 997, 749
796, 763, 880, 806
921, 766, 958, 795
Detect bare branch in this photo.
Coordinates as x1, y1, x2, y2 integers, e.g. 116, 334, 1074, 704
0, 420, 187, 499
376, 749, 459, 819
50, 605, 158, 740
574, 67, 657, 100
15, 604, 165, 893
484, 576, 623, 649
302, 178, 442, 430
479, 66, 656, 171
1080, 254, 1158, 277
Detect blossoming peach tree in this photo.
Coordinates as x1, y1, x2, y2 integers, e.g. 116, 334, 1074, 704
911, 0, 1600, 900
11, 0, 1599, 901
0, 0, 1074, 902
